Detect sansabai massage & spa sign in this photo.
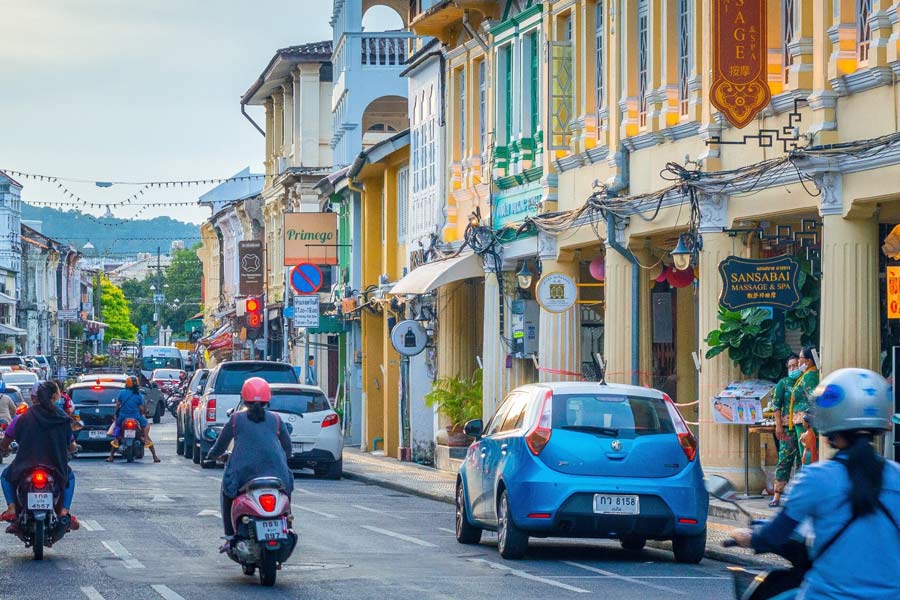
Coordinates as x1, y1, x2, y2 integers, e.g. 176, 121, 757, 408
718, 255, 801, 310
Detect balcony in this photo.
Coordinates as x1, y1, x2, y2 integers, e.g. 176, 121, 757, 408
409, 0, 500, 37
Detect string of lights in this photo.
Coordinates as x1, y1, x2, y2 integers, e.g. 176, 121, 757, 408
2, 168, 263, 188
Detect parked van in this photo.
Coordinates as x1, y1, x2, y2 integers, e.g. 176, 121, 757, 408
140, 346, 184, 380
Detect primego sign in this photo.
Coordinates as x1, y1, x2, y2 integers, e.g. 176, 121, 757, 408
283, 212, 338, 266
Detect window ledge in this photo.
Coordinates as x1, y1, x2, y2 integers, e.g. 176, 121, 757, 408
662, 121, 700, 142
830, 66, 894, 97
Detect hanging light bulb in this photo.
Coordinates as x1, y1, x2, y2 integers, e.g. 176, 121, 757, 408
516, 261, 534, 290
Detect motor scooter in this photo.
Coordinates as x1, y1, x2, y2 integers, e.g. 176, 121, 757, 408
116, 418, 145, 463
5, 465, 71, 559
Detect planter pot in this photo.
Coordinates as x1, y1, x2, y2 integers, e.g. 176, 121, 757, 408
436, 426, 471, 447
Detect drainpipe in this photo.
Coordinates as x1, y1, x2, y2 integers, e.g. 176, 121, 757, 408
603, 149, 639, 385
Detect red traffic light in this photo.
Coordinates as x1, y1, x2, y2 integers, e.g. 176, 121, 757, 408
246, 298, 260, 312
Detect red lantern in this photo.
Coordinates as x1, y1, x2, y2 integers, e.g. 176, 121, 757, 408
589, 256, 605, 281
667, 267, 694, 288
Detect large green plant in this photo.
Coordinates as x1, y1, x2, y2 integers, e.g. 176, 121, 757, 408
424, 369, 483, 428
784, 260, 820, 346
705, 307, 793, 380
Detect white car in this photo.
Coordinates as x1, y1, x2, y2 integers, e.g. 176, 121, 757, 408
2, 371, 39, 390
234, 383, 343, 479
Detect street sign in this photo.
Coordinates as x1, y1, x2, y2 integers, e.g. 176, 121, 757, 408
58, 309, 79, 321
293, 296, 320, 328
535, 272, 577, 313
290, 262, 323, 295
888, 267, 900, 319
390, 320, 428, 357
238, 240, 264, 296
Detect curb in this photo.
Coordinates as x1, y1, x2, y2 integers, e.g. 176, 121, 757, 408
342, 469, 455, 505
645, 540, 783, 568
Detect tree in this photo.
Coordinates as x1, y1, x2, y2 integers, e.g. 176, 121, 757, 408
101, 277, 139, 342
121, 247, 203, 338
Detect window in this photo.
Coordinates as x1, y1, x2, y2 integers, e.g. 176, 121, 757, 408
502, 44, 513, 144
595, 2, 605, 132
678, 0, 691, 115
551, 394, 675, 439
638, 0, 650, 127
530, 31, 540, 135
499, 393, 530, 433
478, 60, 487, 154
858, 0, 873, 63
782, 0, 796, 83
397, 166, 409, 243
458, 69, 466, 160
485, 393, 516, 436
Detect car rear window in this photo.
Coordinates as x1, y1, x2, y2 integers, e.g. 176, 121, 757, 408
269, 391, 330, 416
0, 357, 23, 366
7, 390, 24, 404
71, 387, 121, 405
214, 365, 298, 394
551, 394, 675, 438
153, 369, 183, 379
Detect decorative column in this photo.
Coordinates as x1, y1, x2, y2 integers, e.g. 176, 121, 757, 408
696, 194, 765, 489
481, 267, 504, 419
604, 221, 634, 384
537, 234, 581, 382
264, 98, 275, 187
296, 64, 322, 167
272, 90, 284, 172
281, 82, 293, 160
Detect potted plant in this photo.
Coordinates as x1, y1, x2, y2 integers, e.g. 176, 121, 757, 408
704, 307, 793, 380
425, 369, 483, 447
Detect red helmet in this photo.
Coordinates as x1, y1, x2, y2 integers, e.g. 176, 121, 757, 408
241, 377, 271, 404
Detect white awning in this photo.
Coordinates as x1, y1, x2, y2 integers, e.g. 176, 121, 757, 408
0, 292, 15, 306
0, 324, 27, 336
389, 252, 483, 295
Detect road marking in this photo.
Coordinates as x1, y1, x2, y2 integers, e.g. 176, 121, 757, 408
205, 476, 221, 482
468, 558, 590, 593
81, 586, 105, 600
292, 486, 316, 495
102, 540, 145, 569
437, 527, 456, 534
151, 584, 185, 600
197, 509, 222, 518
562, 561, 684, 595
351, 504, 404, 518
360, 525, 437, 547
151, 495, 174, 502
292, 504, 337, 519
80, 519, 105, 531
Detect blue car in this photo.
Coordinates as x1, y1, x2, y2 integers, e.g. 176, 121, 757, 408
456, 382, 708, 562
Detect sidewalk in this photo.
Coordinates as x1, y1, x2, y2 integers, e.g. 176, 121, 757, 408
343, 447, 785, 567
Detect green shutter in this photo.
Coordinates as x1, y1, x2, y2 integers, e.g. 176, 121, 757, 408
530, 32, 539, 135
504, 45, 513, 143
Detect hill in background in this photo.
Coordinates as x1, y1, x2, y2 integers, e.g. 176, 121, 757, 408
22, 204, 202, 256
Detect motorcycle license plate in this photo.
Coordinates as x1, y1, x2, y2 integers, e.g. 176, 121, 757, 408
593, 494, 640, 515
89, 430, 106, 439
124, 429, 137, 439
27, 493, 53, 510
255, 518, 288, 541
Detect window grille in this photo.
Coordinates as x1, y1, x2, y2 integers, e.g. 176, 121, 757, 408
858, 0, 873, 63
638, 0, 649, 128
595, 2, 605, 133
678, 0, 691, 115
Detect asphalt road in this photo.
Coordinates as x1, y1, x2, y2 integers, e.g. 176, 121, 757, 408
1, 420, 734, 599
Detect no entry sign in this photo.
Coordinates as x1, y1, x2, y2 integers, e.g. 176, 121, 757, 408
290, 262, 323, 295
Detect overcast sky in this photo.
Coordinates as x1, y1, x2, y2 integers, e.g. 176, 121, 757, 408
0, 0, 402, 226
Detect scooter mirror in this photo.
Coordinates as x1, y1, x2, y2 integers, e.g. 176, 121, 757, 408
705, 475, 736, 500
892, 414, 900, 425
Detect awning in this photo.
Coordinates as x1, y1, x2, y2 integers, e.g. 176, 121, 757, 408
200, 322, 233, 351
84, 320, 109, 333
0, 324, 27, 336
389, 253, 483, 295
0, 292, 15, 306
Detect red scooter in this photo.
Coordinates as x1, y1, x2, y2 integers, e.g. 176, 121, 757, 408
224, 476, 297, 586
8, 466, 71, 560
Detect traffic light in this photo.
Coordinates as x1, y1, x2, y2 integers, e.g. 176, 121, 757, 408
245, 297, 263, 339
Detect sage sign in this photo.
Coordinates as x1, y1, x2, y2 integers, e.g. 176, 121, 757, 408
283, 212, 338, 266
718, 255, 801, 310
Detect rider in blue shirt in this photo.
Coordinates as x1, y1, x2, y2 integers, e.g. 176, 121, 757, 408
106, 377, 160, 463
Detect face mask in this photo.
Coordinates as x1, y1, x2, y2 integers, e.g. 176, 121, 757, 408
788, 369, 801, 379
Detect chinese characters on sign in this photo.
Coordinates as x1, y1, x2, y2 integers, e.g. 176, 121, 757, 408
887, 266, 900, 319
710, 0, 771, 129
292, 296, 320, 329
718, 255, 801, 311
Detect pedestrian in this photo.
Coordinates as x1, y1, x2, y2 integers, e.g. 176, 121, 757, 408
305, 355, 318, 387
770, 353, 802, 507
789, 346, 820, 466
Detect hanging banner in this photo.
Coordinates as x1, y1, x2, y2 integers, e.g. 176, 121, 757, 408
718, 255, 801, 310
888, 266, 900, 319
710, 0, 770, 129
283, 212, 338, 266
238, 240, 264, 297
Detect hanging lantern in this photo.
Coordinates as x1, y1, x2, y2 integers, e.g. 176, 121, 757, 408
589, 255, 605, 281
667, 266, 694, 288
655, 266, 669, 283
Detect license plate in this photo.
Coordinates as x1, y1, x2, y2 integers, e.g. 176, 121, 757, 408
255, 518, 288, 541
89, 430, 106, 439
27, 492, 53, 510
593, 494, 640, 515
124, 429, 137, 439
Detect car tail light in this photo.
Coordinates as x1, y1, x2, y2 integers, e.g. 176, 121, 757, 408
206, 398, 216, 422
124, 419, 137, 430
678, 518, 698, 524
258, 493, 277, 512
15, 403, 27, 415
525, 389, 553, 456
32, 470, 48, 489
663, 394, 697, 462
190, 395, 200, 409
321, 413, 339, 428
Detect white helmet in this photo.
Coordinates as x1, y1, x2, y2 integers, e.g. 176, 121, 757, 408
811, 368, 892, 436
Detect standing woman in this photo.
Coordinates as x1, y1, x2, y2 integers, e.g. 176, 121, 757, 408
771, 353, 802, 506
789, 346, 820, 466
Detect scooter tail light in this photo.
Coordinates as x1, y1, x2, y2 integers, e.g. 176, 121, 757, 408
525, 389, 553, 456
321, 413, 339, 428
32, 470, 48, 489
124, 419, 137, 430
258, 493, 277, 513
206, 398, 217, 422
15, 403, 27, 415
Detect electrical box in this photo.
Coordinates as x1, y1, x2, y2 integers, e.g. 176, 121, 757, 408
511, 300, 539, 358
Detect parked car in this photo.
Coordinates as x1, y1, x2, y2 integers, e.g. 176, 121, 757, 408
2, 371, 40, 391
69, 380, 124, 454
27, 355, 53, 380
190, 361, 299, 468
176, 368, 209, 458
455, 382, 707, 562
0, 356, 27, 369
150, 368, 186, 393
232, 384, 342, 479
77, 373, 129, 384
4, 385, 25, 406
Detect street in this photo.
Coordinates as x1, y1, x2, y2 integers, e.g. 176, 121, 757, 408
1, 421, 734, 599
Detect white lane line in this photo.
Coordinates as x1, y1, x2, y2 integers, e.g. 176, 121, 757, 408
151, 584, 186, 600
80, 519, 105, 531
292, 487, 316, 495
468, 558, 590, 594
360, 525, 437, 547
151, 494, 175, 503
101, 540, 145, 569
437, 527, 456, 534
292, 504, 337, 519
562, 561, 684, 595
81, 586, 105, 600
351, 504, 404, 519
197, 509, 222, 518
205, 476, 220, 481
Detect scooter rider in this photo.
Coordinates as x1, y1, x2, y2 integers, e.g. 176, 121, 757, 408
206, 377, 293, 552
106, 376, 160, 463
731, 368, 900, 599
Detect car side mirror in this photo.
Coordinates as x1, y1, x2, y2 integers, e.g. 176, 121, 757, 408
226, 408, 235, 417
463, 419, 483, 439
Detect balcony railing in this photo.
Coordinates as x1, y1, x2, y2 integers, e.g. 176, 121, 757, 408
360, 34, 409, 67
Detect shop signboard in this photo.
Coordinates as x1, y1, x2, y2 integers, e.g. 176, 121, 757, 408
390, 320, 428, 357
292, 296, 320, 329
887, 266, 900, 319
710, 0, 770, 129
283, 212, 338, 266
718, 255, 801, 311
535, 272, 577, 313
238, 240, 264, 297
711, 379, 774, 425
491, 182, 542, 229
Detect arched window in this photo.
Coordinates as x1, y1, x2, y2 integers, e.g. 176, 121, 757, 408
782, 0, 796, 83
678, 0, 692, 115
858, 0, 873, 63
638, 0, 650, 127
595, 1, 605, 133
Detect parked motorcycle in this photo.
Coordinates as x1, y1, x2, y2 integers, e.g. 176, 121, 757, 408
706, 475, 807, 600
165, 385, 185, 418
7, 465, 72, 559
116, 418, 145, 463
220, 456, 297, 587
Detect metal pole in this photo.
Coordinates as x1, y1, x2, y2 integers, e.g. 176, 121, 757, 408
744, 424, 750, 497
303, 329, 310, 381
282, 268, 289, 361
262, 292, 269, 360
400, 355, 411, 461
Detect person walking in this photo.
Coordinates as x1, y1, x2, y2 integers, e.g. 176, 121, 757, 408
789, 346, 820, 466
771, 353, 801, 507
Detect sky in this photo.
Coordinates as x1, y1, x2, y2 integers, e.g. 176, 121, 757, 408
0, 0, 402, 226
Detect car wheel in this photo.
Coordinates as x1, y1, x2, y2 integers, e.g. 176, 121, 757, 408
673, 529, 706, 564
497, 490, 528, 559
183, 431, 194, 459
315, 459, 342, 480
620, 535, 646, 551
192, 441, 201, 464
455, 482, 482, 545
